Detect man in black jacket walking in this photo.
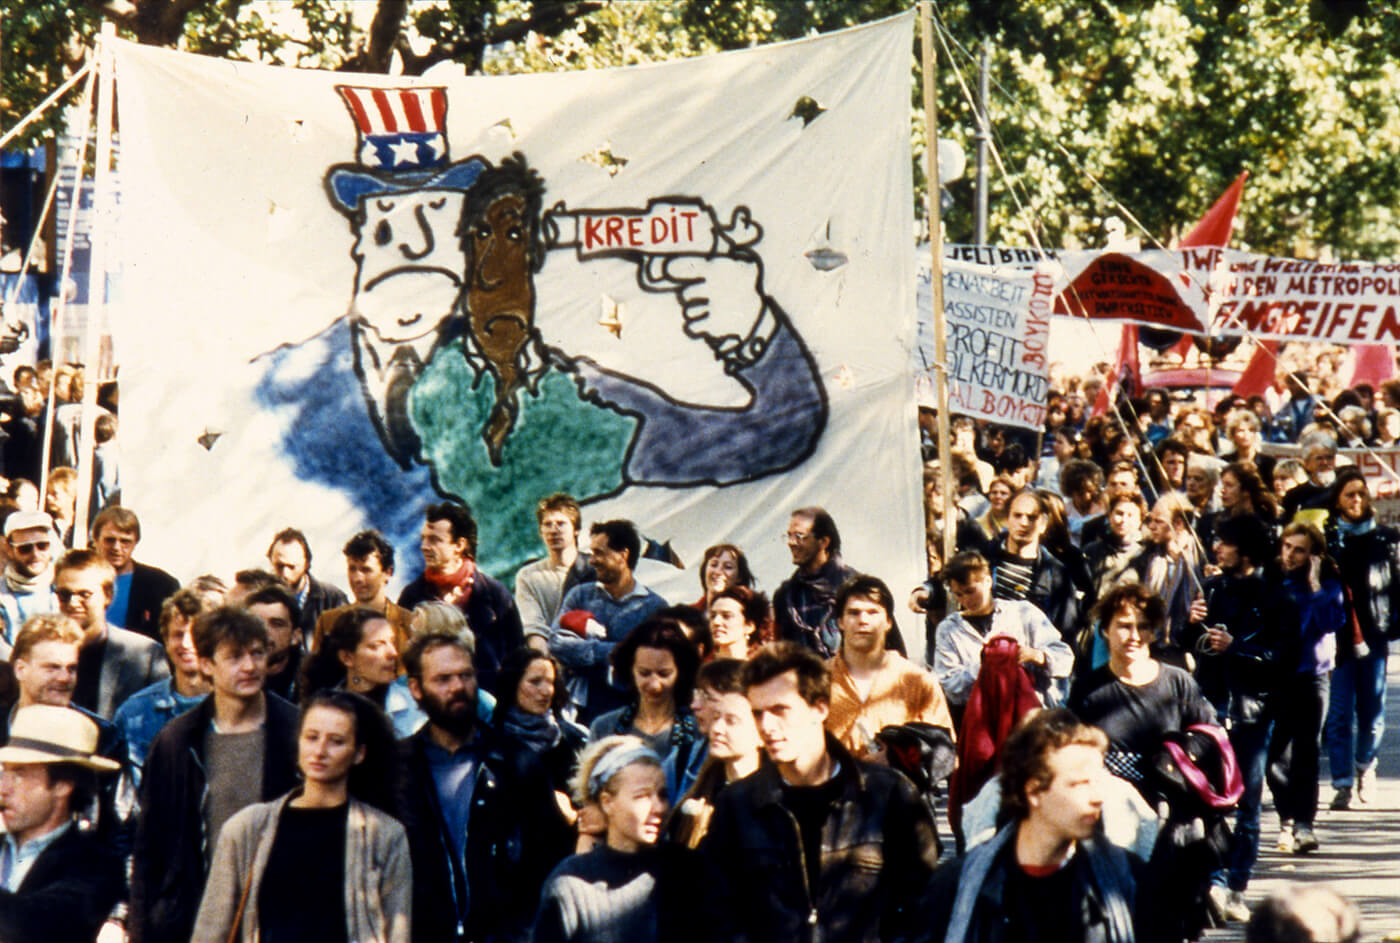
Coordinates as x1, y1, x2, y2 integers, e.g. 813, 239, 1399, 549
397, 631, 570, 943
703, 643, 938, 943
130, 607, 299, 943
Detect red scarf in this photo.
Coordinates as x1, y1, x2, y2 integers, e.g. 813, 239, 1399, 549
424, 558, 475, 608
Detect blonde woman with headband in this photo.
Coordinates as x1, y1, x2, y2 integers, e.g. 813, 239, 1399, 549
534, 735, 698, 943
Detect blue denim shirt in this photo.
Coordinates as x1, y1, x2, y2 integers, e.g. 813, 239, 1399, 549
111, 678, 206, 785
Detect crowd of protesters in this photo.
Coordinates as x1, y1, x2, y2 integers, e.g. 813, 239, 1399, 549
0, 348, 1383, 943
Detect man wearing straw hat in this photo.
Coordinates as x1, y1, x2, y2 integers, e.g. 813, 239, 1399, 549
0, 704, 125, 942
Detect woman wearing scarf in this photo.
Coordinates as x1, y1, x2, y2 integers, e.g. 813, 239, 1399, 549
495, 647, 588, 813
1321, 466, 1396, 810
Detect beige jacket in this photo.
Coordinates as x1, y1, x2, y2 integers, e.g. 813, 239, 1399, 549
190, 793, 412, 943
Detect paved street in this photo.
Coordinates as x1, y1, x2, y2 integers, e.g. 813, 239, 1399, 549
1204, 650, 1400, 942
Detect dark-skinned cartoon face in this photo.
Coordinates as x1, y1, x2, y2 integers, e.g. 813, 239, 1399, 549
465, 192, 534, 377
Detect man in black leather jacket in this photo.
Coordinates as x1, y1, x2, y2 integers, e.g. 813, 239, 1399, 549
396, 632, 570, 943
703, 643, 938, 943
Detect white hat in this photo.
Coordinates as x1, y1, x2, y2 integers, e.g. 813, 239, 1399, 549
3, 510, 55, 540
0, 706, 120, 772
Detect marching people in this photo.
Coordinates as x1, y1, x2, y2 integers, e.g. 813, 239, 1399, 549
132, 606, 301, 943
908, 708, 1141, 943
587, 617, 704, 802
398, 631, 570, 943
189, 690, 410, 943
702, 643, 940, 943
1266, 523, 1345, 854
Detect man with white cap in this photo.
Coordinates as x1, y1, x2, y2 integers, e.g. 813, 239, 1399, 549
0, 510, 59, 660
0, 704, 125, 943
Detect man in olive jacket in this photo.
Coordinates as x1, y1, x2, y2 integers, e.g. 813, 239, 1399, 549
703, 643, 939, 943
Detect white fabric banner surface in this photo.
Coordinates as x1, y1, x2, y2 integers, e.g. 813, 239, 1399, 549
110, 14, 923, 606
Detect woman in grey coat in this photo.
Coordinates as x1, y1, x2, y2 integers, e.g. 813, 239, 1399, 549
191, 690, 411, 943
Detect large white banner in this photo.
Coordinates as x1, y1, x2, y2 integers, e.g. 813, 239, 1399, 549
110, 15, 923, 604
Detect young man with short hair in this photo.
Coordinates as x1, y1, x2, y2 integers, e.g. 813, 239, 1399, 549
312, 529, 412, 655
910, 708, 1138, 943
933, 552, 1074, 710
515, 493, 592, 652
131, 606, 299, 943
55, 550, 168, 720
243, 583, 303, 703
399, 503, 522, 695
825, 574, 952, 759
90, 506, 180, 642
111, 588, 217, 781
703, 643, 939, 943
987, 492, 1079, 635
549, 519, 667, 722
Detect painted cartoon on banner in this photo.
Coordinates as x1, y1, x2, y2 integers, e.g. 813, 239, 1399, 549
255, 85, 827, 577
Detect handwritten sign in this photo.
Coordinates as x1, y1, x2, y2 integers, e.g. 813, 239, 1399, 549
915, 257, 1052, 431
544, 198, 720, 259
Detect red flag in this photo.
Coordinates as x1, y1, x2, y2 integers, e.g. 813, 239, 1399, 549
1232, 339, 1279, 398
1092, 324, 1140, 416
1093, 172, 1250, 416
1339, 344, 1397, 389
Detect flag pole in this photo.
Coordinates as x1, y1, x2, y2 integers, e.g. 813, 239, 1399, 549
72, 22, 116, 548
920, 2, 957, 565
38, 63, 99, 510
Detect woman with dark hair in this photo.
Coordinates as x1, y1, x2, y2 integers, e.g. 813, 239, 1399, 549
692, 543, 755, 612
1069, 583, 1217, 797
707, 586, 768, 660
495, 646, 588, 802
1321, 466, 1397, 810
588, 618, 703, 800
1199, 460, 1279, 556
191, 690, 410, 943
1034, 489, 1095, 599
301, 606, 424, 735
534, 736, 696, 943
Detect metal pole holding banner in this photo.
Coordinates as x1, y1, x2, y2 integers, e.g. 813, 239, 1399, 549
72, 22, 117, 549
920, 3, 958, 566
39, 65, 99, 509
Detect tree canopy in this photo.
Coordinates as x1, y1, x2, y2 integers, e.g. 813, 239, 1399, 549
2, 0, 1397, 258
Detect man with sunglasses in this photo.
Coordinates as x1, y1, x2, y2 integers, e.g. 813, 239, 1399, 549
54, 550, 168, 721
0, 511, 59, 661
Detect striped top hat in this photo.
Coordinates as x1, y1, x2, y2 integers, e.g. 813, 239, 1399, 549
326, 85, 485, 214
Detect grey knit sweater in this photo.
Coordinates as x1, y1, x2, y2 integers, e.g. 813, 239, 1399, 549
533, 845, 663, 943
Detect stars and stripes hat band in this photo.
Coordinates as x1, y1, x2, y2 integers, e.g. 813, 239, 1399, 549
326, 84, 486, 214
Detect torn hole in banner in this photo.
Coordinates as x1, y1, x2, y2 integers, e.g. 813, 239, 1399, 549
789, 96, 826, 127
197, 427, 223, 451
581, 142, 628, 176
600, 294, 623, 338
490, 117, 516, 140
804, 220, 848, 272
